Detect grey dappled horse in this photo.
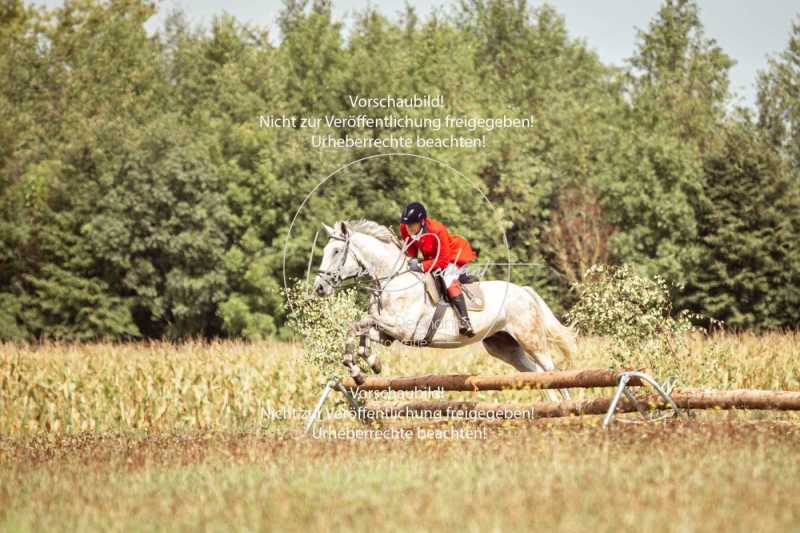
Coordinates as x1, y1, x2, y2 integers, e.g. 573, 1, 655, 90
313, 220, 577, 400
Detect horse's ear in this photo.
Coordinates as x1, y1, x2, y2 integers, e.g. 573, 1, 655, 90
338, 221, 348, 237
322, 223, 335, 237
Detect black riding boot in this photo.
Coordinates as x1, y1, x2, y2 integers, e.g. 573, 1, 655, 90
451, 293, 475, 337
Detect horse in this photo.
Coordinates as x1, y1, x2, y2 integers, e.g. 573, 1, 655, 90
312, 220, 577, 400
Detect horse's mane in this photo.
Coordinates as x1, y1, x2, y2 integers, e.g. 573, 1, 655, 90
339, 219, 403, 249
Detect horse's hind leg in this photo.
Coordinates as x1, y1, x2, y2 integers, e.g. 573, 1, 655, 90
482, 332, 531, 371
482, 332, 561, 402
510, 326, 571, 401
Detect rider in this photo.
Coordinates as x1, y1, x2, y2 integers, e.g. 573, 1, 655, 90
399, 201, 477, 337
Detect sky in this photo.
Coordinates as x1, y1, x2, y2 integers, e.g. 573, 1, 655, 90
32, 1, 800, 108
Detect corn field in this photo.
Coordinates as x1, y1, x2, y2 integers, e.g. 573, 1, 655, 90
1, 332, 799, 436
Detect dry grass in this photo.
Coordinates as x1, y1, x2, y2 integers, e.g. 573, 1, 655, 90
1, 332, 798, 435
1, 332, 799, 531
1, 422, 799, 532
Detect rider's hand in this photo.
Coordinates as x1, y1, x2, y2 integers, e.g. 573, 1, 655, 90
409, 259, 423, 272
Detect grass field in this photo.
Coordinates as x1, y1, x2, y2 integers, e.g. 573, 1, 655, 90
1, 332, 799, 531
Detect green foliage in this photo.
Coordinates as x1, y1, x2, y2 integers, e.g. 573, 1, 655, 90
284, 283, 363, 375
20, 264, 140, 340
591, 130, 704, 284
684, 121, 800, 328
628, 0, 734, 148
758, 18, 800, 167
0, 0, 798, 340
566, 264, 701, 380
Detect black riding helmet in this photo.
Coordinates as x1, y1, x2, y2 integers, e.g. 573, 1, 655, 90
400, 202, 427, 224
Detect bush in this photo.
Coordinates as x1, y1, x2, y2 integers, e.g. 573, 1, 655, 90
284, 282, 363, 376
566, 264, 706, 382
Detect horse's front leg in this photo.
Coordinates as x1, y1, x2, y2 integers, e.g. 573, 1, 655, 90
345, 313, 409, 384
344, 317, 376, 385
357, 330, 382, 374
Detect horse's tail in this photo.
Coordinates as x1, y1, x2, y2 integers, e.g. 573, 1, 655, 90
523, 286, 577, 367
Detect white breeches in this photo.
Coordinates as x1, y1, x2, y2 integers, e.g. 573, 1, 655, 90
441, 263, 464, 289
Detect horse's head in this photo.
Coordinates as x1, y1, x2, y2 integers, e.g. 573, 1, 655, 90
313, 221, 364, 297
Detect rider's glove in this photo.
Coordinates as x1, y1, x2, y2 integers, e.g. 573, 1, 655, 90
409, 258, 423, 272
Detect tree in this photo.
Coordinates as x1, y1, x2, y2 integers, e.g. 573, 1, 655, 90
540, 184, 614, 290
0, 0, 796, 339
0, 0, 166, 340
628, 0, 734, 152
683, 121, 800, 328
757, 17, 800, 168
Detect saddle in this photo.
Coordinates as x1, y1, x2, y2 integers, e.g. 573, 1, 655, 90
412, 272, 484, 346
423, 272, 485, 311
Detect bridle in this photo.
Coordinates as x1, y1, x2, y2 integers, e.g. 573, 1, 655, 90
316, 234, 366, 285
316, 233, 414, 310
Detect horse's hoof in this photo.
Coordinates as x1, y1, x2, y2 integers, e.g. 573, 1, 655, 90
353, 373, 366, 386
367, 354, 382, 374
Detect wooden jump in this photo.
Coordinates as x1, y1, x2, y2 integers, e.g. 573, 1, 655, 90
360, 389, 800, 420
669, 389, 800, 411
341, 369, 644, 391
305, 369, 800, 433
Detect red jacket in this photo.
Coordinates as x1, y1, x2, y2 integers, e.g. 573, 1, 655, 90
400, 217, 477, 273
